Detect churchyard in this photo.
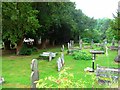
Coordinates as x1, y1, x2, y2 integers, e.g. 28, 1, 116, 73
1, 1, 120, 89
1, 41, 120, 88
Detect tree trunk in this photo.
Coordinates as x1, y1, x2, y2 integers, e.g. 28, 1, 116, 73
4, 40, 11, 50
16, 37, 24, 55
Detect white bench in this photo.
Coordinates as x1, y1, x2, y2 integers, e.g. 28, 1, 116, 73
40, 52, 57, 61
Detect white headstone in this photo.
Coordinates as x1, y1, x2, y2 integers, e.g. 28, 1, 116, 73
38, 37, 41, 44
49, 52, 52, 61
57, 57, 62, 71
68, 42, 70, 49
61, 53, 64, 66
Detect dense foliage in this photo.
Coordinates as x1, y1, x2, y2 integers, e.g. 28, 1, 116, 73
72, 50, 92, 60
2, 2, 118, 54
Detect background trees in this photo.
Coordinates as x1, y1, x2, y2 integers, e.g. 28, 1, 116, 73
2, 2, 118, 54
2, 2, 40, 54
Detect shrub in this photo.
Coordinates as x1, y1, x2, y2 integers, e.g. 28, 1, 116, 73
35, 67, 86, 88
19, 43, 32, 55
72, 50, 92, 60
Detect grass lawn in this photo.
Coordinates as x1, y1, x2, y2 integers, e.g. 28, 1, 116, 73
1, 45, 119, 88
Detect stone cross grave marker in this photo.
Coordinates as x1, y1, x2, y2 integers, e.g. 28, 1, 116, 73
57, 57, 62, 72
31, 59, 39, 88
61, 52, 64, 66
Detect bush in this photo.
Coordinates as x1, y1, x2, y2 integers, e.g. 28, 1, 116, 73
19, 43, 32, 55
72, 50, 92, 60
35, 67, 87, 88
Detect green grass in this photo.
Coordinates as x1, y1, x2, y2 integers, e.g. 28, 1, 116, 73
2, 45, 119, 88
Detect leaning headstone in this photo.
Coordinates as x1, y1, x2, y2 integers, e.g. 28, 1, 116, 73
79, 39, 82, 50
49, 52, 52, 61
114, 40, 120, 63
31, 59, 39, 88
61, 53, 64, 66
57, 57, 62, 71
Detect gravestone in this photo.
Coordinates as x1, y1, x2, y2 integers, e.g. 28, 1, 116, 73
70, 40, 74, 48
71, 40, 74, 47
67, 42, 70, 50
0, 77, 4, 85
31, 59, 39, 88
110, 38, 116, 50
79, 39, 82, 50
38, 37, 41, 44
96, 65, 120, 84
91, 39, 94, 49
57, 57, 62, 71
69, 42, 72, 48
49, 52, 52, 61
112, 38, 115, 46
61, 52, 64, 66
114, 40, 120, 63
61, 45, 64, 52
105, 46, 108, 56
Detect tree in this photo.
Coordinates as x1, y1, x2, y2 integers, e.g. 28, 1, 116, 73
2, 2, 40, 54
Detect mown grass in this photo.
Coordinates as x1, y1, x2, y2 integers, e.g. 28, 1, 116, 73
2, 45, 119, 88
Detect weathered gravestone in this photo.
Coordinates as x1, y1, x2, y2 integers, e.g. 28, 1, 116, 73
110, 38, 117, 50
114, 40, 120, 63
96, 64, 120, 84
67, 42, 70, 50
79, 39, 82, 50
49, 52, 52, 61
0, 77, 4, 85
31, 59, 39, 88
38, 37, 41, 44
91, 39, 94, 49
61, 45, 64, 52
61, 52, 64, 66
57, 57, 62, 72
70, 40, 74, 48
